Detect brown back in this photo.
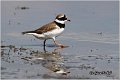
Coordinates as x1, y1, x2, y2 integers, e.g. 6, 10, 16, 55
35, 21, 57, 34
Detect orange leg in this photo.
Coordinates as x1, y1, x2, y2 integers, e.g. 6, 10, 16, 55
54, 40, 64, 47
53, 39, 69, 48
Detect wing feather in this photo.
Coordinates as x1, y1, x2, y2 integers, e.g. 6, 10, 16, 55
35, 22, 57, 34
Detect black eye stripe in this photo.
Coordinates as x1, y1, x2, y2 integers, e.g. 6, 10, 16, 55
58, 16, 67, 20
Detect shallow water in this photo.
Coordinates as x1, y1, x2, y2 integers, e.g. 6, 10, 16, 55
1, 1, 119, 79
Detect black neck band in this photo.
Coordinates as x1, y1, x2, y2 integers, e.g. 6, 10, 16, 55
54, 21, 65, 28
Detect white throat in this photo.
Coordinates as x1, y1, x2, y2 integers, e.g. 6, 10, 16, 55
55, 19, 66, 24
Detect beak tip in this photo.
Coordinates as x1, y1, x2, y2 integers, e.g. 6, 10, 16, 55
68, 20, 71, 22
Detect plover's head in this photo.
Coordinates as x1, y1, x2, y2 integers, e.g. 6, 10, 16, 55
55, 13, 70, 24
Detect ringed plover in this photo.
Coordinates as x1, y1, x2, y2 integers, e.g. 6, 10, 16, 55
22, 13, 70, 48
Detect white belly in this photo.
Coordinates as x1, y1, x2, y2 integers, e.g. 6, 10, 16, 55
26, 28, 64, 40
44, 28, 64, 38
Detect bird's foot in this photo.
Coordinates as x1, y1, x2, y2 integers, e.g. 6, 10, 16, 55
53, 40, 69, 48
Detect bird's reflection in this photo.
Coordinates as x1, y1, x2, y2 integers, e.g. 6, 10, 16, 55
29, 47, 64, 62
22, 46, 70, 75
42, 61, 70, 75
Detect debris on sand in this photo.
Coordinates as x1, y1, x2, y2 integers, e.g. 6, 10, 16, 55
15, 6, 29, 10
1, 45, 15, 49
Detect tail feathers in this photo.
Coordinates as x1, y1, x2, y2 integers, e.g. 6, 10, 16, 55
22, 31, 35, 35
